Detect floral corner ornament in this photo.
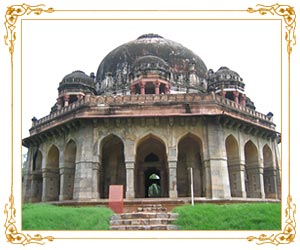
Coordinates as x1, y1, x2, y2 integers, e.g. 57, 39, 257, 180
4, 195, 54, 245
247, 3, 296, 54
4, 3, 54, 54
3, 4, 55, 245
247, 195, 296, 245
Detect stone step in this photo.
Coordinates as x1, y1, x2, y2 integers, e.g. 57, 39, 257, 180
136, 204, 167, 212
109, 204, 179, 230
111, 212, 178, 220
110, 217, 177, 226
110, 224, 179, 230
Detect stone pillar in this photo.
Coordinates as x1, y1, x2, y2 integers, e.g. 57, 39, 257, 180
42, 169, 59, 201
264, 167, 278, 199
155, 80, 160, 94
228, 163, 247, 198
220, 90, 226, 98
59, 167, 74, 201
168, 161, 178, 198
168, 146, 178, 198
258, 162, 266, 199
22, 147, 34, 202
165, 84, 170, 94
92, 157, 101, 199
56, 97, 63, 110
125, 161, 135, 199
246, 166, 265, 198
233, 91, 239, 103
58, 151, 65, 201
77, 94, 84, 102
256, 145, 266, 199
130, 84, 135, 95
73, 124, 97, 200
41, 170, 50, 202
240, 94, 246, 107
206, 119, 231, 199
202, 159, 211, 198
273, 141, 281, 199
73, 161, 96, 200
64, 94, 70, 107
140, 81, 145, 95
30, 173, 42, 202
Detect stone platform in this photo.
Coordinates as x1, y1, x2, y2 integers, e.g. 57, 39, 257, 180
48, 197, 280, 213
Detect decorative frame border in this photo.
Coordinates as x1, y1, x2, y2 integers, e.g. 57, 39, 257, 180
3, 3, 296, 246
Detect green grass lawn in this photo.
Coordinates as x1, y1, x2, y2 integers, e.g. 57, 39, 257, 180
22, 202, 281, 230
172, 203, 281, 230
22, 204, 114, 230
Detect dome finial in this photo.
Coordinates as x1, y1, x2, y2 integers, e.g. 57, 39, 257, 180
137, 33, 164, 40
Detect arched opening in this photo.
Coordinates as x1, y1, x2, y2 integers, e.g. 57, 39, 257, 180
159, 83, 166, 94
134, 84, 140, 94
145, 168, 161, 197
31, 149, 43, 202
62, 140, 76, 200
45, 145, 60, 201
177, 134, 203, 197
100, 135, 126, 198
225, 135, 241, 197
145, 82, 155, 94
135, 135, 168, 198
263, 145, 276, 198
244, 141, 260, 198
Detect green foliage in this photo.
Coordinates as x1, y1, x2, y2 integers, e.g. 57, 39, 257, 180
172, 203, 281, 230
22, 204, 114, 230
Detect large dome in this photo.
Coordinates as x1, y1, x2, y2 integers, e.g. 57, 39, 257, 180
96, 33, 208, 95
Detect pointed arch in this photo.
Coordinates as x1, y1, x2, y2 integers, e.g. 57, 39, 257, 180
44, 145, 60, 201
135, 133, 168, 198
135, 132, 168, 156
61, 139, 77, 200
263, 144, 277, 198
46, 145, 59, 170
31, 149, 43, 202
244, 140, 259, 198
177, 133, 204, 197
100, 134, 126, 198
225, 135, 240, 197
263, 144, 273, 168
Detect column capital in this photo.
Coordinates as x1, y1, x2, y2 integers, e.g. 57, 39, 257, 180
125, 161, 135, 169
139, 80, 145, 87
168, 160, 177, 168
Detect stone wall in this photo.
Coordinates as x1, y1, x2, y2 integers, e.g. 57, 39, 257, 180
23, 115, 280, 202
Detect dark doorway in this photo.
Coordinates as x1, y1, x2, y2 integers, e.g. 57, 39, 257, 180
135, 134, 168, 198
145, 168, 161, 198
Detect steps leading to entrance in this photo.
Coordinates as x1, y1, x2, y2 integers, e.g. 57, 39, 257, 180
110, 204, 179, 230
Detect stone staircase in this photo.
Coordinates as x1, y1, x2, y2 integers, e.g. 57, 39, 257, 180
110, 204, 179, 230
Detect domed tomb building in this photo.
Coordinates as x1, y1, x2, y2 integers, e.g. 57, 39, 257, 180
22, 34, 281, 203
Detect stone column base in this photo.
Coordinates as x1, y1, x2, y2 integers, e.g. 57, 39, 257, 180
169, 190, 178, 198
126, 190, 135, 199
